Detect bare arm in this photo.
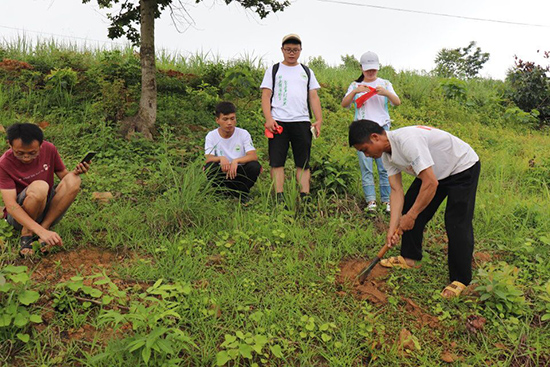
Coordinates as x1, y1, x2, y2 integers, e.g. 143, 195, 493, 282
387, 173, 404, 246
399, 166, 438, 231
376, 86, 401, 106
1, 189, 58, 243
261, 88, 278, 132
227, 150, 258, 180
309, 89, 323, 137
341, 84, 370, 108
232, 150, 258, 165
56, 161, 90, 180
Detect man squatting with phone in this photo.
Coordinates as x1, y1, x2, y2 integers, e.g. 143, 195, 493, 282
0, 123, 91, 257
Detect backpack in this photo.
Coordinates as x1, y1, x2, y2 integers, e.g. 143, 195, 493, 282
270, 63, 312, 119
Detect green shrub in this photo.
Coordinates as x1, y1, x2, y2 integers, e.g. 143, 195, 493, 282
475, 262, 527, 316
0, 266, 43, 348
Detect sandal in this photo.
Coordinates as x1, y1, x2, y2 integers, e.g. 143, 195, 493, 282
380, 256, 416, 269
19, 236, 37, 257
441, 281, 466, 298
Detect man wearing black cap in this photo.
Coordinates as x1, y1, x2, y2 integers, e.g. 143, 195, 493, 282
260, 34, 323, 203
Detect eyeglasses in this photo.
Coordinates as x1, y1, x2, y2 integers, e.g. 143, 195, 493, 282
13, 151, 39, 159
282, 48, 302, 54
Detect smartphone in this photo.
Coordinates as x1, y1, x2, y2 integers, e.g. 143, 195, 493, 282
310, 125, 317, 139
80, 151, 97, 164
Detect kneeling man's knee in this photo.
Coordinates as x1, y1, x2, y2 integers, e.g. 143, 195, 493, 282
26, 180, 50, 201
62, 173, 82, 195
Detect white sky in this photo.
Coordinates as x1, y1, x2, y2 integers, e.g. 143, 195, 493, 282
1, 0, 549, 79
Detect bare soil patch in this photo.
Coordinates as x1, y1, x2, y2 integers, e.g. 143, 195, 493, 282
337, 259, 389, 304
26, 246, 122, 283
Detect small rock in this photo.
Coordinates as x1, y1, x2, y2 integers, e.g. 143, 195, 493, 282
91, 192, 114, 203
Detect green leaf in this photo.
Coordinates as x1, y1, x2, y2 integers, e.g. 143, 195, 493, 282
16, 333, 30, 343
321, 333, 332, 342
227, 349, 239, 359
102, 295, 114, 305
270, 344, 283, 358
319, 323, 329, 331
254, 334, 268, 347
82, 286, 102, 298
128, 339, 146, 352
216, 351, 231, 366
19, 290, 40, 305
9, 272, 30, 284
542, 314, 550, 321
0, 274, 5, 286
141, 346, 151, 365
66, 280, 83, 292
155, 338, 174, 354
3, 265, 27, 274
0, 313, 12, 327
239, 344, 254, 359
146, 327, 167, 348
0, 282, 12, 293
29, 314, 42, 323
236, 330, 245, 339
14, 312, 29, 327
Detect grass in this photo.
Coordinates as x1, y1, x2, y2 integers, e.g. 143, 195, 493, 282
0, 40, 549, 366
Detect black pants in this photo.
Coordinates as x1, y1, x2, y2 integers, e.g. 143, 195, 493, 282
401, 161, 480, 285
204, 161, 261, 196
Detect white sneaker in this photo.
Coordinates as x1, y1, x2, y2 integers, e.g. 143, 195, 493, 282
382, 202, 390, 213
367, 201, 377, 211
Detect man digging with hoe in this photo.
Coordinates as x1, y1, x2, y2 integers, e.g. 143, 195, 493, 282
349, 120, 480, 298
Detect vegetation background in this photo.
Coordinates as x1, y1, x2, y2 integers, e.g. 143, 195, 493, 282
0, 39, 549, 366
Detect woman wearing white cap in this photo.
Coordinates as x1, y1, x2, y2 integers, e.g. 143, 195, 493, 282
341, 51, 401, 213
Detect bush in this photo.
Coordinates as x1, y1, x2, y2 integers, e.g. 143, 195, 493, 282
506, 52, 550, 127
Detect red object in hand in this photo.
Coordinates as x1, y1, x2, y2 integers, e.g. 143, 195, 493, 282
355, 86, 377, 108
265, 125, 283, 138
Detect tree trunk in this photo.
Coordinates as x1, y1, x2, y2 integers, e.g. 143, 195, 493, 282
121, 0, 157, 139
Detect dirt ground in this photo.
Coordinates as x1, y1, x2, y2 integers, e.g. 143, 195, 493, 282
337, 259, 390, 304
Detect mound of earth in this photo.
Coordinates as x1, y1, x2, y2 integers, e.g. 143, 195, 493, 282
337, 259, 389, 304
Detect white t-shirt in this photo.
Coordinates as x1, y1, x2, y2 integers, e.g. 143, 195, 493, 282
382, 126, 479, 180
345, 78, 398, 126
204, 127, 256, 163
260, 63, 321, 122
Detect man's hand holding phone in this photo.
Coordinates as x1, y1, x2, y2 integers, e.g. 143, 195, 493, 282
74, 151, 96, 175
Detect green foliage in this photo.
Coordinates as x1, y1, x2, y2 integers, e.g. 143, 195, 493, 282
220, 64, 261, 99
0, 266, 42, 347
439, 78, 467, 101
308, 56, 328, 70
95, 279, 196, 365
475, 262, 527, 316
340, 54, 360, 70
216, 331, 283, 366
536, 280, 550, 321
506, 51, 550, 127
433, 41, 490, 79
503, 106, 539, 126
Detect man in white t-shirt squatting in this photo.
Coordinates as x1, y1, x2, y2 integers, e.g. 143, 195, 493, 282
204, 102, 261, 201
260, 34, 323, 202
349, 120, 480, 298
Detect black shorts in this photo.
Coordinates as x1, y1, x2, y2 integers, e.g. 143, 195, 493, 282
268, 121, 312, 169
